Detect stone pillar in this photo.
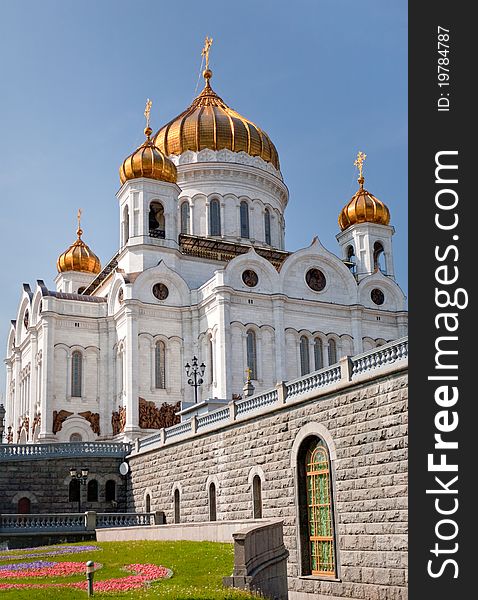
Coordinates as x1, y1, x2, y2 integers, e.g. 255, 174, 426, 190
4, 361, 13, 430
216, 292, 231, 399
98, 321, 109, 437
124, 306, 139, 435
12, 350, 21, 437
39, 317, 55, 440
28, 332, 38, 441
351, 307, 363, 354
272, 297, 285, 383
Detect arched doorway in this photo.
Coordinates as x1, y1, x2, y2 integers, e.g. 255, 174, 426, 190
17, 497, 31, 514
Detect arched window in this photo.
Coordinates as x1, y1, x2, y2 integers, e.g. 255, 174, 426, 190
145, 493, 151, 513
373, 241, 385, 272
17, 497, 31, 514
70, 433, 82, 442
246, 330, 257, 380
155, 341, 166, 389
180, 202, 190, 234
105, 480, 116, 502
346, 245, 356, 274
149, 201, 165, 238
240, 201, 250, 238
69, 479, 80, 503
123, 206, 130, 245
209, 199, 221, 236
209, 337, 214, 384
298, 437, 336, 577
208, 482, 217, 521
264, 208, 271, 245
328, 339, 337, 365
87, 479, 98, 502
252, 475, 263, 519
174, 488, 180, 524
71, 351, 82, 397
314, 338, 323, 371
300, 336, 310, 376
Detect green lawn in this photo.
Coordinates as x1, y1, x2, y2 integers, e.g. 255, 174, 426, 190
0, 540, 258, 599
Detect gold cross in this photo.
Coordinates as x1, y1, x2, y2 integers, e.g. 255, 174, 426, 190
77, 208, 83, 237
144, 98, 152, 129
202, 36, 213, 71
354, 151, 367, 179
245, 367, 252, 382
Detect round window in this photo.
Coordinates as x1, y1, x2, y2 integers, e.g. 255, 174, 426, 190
305, 268, 326, 292
371, 288, 385, 305
242, 270, 258, 288
152, 283, 169, 300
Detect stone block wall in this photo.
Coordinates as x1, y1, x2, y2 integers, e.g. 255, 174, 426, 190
0, 456, 127, 514
127, 368, 408, 600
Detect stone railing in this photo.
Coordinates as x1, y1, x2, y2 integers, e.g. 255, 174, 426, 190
136, 337, 408, 454
0, 441, 131, 461
0, 512, 160, 533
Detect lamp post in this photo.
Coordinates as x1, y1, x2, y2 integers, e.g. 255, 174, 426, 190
0, 404, 5, 444
184, 356, 206, 404
70, 467, 89, 512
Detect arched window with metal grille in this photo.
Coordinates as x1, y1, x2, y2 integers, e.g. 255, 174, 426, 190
71, 351, 82, 397
240, 201, 250, 238
264, 208, 271, 245
298, 437, 336, 577
180, 201, 190, 234
314, 338, 323, 371
328, 339, 337, 365
252, 475, 263, 519
174, 488, 180, 523
246, 330, 257, 380
300, 336, 310, 376
209, 482, 217, 521
209, 199, 221, 236
155, 341, 166, 389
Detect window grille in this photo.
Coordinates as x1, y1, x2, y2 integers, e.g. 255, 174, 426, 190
209, 199, 221, 236
264, 208, 271, 245
300, 336, 310, 376
155, 341, 166, 389
240, 201, 250, 238
314, 338, 323, 370
246, 330, 257, 379
71, 351, 82, 397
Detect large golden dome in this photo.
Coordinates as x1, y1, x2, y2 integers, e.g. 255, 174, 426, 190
153, 70, 280, 171
57, 216, 101, 275
338, 176, 391, 231
120, 127, 177, 185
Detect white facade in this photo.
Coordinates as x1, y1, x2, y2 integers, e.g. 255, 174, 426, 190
4, 120, 407, 445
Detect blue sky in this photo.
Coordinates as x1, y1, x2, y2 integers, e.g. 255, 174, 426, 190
0, 0, 407, 393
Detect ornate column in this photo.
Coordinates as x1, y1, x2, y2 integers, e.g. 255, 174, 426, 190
28, 331, 38, 441
124, 305, 139, 436
351, 307, 364, 354
39, 317, 55, 440
272, 297, 286, 382
215, 292, 231, 400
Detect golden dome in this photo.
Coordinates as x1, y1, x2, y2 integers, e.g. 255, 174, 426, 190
153, 70, 280, 171
338, 152, 391, 231
57, 213, 101, 275
120, 126, 177, 185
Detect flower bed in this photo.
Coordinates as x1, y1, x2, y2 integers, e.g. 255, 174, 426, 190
0, 545, 99, 562
0, 561, 100, 579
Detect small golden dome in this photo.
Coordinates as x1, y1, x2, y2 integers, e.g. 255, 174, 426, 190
153, 73, 280, 171
338, 153, 391, 231
119, 127, 177, 185
57, 213, 101, 275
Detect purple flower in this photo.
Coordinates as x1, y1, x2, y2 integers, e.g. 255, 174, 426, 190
0, 561, 55, 571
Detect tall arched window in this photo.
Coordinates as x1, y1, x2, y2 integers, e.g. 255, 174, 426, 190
149, 201, 165, 238
155, 341, 166, 389
209, 337, 214, 384
71, 351, 82, 397
180, 201, 190, 234
373, 241, 385, 272
174, 488, 180, 524
300, 336, 310, 376
209, 482, 217, 521
252, 475, 263, 519
240, 201, 250, 238
314, 338, 323, 371
298, 437, 336, 577
264, 208, 271, 245
145, 493, 151, 513
246, 330, 257, 380
209, 199, 221, 236
123, 206, 130, 245
105, 480, 116, 502
87, 479, 98, 502
328, 339, 337, 365
69, 479, 80, 503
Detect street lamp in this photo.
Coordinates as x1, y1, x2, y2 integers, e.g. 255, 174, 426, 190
184, 356, 206, 404
70, 467, 89, 512
0, 404, 5, 444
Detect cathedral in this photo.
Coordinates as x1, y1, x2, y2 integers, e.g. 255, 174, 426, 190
3, 53, 407, 445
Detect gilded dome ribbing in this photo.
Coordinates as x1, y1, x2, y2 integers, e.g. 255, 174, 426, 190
338, 176, 391, 231
153, 71, 280, 171
120, 127, 177, 185
57, 223, 101, 275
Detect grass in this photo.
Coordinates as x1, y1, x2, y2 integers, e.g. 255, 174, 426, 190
0, 540, 258, 599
